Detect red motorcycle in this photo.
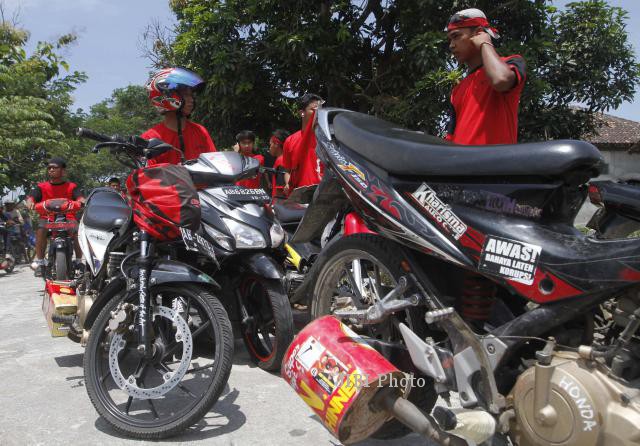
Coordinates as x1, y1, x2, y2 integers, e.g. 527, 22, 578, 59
35, 198, 82, 280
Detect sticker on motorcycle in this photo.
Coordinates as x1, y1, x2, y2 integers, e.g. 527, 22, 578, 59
295, 336, 349, 394
180, 227, 217, 262
221, 186, 270, 203
479, 236, 542, 285
338, 163, 368, 189
411, 183, 467, 239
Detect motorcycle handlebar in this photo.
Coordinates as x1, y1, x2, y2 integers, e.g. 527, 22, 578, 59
76, 127, 111, 143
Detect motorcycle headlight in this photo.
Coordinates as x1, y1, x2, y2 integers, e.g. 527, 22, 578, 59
203, 223, 234, 251
270, 223, 285, 248
222, 218, 267, 249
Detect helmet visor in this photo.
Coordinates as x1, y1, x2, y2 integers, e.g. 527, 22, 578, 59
157, 68, 205, 91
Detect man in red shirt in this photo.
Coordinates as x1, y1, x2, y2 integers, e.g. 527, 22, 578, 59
444, 8, 526, 145
142, 67, 216, 165
282, 93, 323, 195
234, 130, 265, 189
268, 129, 289, 199
26, 158, 84, 272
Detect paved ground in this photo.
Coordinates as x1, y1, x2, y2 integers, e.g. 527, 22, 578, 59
0, 266, 427, 446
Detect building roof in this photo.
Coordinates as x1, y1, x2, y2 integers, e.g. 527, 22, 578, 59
589, 113, 640, 150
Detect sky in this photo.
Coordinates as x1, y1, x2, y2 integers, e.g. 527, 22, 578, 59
4, 0, 640, 121
4, 0, 176, 112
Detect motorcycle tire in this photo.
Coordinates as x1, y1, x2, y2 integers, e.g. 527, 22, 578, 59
55, 249, 69, 280
239, 276, 294, 371
84, 283, 234, 439
307, 234, 437, 439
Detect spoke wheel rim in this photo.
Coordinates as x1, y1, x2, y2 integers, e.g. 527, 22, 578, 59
314, 249, 414, 341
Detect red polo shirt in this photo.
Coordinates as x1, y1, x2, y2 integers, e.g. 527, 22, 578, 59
446, 55, 526, 145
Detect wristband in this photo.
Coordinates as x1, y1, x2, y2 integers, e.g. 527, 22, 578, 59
480, 42, 494, 49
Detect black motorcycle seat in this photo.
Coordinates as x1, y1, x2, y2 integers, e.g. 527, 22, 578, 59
273, 201, 307, 224
83, 188, 131, 231
332, 112, 604, 180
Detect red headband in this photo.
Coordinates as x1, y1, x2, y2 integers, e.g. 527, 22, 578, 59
446, 17, 499, 36
270, 136, 283, 146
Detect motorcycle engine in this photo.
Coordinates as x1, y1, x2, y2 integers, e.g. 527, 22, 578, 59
509, 351, 640, 446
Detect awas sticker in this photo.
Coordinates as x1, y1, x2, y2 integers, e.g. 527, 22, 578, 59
295, 336, 349, 395
411, 183, 467, 240
479, 236, 542, 285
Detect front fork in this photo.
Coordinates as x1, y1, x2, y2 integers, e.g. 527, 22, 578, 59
137, 230, 154, 359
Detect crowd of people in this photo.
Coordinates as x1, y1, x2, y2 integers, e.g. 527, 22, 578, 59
10, 7, 525, 275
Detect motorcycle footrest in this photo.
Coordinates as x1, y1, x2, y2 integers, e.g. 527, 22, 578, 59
425, 307, 454, 324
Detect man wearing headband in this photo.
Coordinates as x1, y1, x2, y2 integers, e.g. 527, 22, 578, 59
445, 8, 526, 145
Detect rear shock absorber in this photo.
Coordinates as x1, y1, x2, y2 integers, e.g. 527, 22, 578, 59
459, 273, 496, 322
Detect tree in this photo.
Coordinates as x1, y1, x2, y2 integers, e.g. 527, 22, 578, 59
0, 13, 86, 192
158, 0, 639, 145
67, 85, 159, 189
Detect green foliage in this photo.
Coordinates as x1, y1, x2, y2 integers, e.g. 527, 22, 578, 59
0, 14, 157, 194
67, 85, 159, 189
164, 0, 639, 144
0, 20, 86, 192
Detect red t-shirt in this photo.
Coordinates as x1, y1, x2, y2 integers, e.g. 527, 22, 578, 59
142, 121, 217, 165
272, 155, 285, 198
236, 154, 264, 189
282, 114, 323, 190
446, 55, 526, 145
282, 130, 302, 190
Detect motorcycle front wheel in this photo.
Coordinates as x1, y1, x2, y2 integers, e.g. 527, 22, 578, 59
84, 283, 234, 439
55, 248, 69, 280
239, 276, 293, 371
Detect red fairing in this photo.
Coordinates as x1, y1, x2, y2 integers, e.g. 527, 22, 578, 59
344, 212, 376, 236
506, 269, 582, 303
37, 199, 82, 215
126, 163, 201, 241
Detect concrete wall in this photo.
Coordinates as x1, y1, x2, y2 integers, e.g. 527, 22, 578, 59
600, 150, 640, 180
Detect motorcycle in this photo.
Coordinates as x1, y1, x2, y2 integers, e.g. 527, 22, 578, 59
65, 128, 235, 439
0, 221, 16, 273
35, 198, 82, 280
282, 108, 640, 445
181, 151, 294, 371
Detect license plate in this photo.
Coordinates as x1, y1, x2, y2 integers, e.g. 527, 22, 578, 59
180, 228, 217, 262
222, 186, 270, 203
44, 222, 77, 230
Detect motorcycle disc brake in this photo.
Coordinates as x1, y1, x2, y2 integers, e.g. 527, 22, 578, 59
108, 305, 193, 399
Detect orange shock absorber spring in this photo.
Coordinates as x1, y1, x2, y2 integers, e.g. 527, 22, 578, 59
459, 273, 496, 321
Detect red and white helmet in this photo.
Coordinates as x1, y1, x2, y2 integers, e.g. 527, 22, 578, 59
146, 67, 205, 113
